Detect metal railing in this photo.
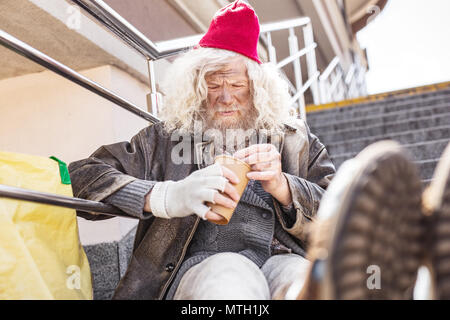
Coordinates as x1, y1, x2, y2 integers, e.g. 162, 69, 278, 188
0, 184, 134, 219
0, 29, 159, 124
319, 57, 345, 103
71, 0, 189, 60
263, 18, 321, 119
0, 0, 366, 216
69, 0, 194, 116
319, 56, 367, 104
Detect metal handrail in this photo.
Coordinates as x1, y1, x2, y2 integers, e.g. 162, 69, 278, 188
155, 35, 203, 54
276, 43, 317, 69
71, 0, 313, 61
70, 0, 186, 60
290, 71, 320, 105
0, 30, 159, 124
319, 57, 347, 103
329, 69, 344, 95
0, 184, 135, 219
261, 17, 311, 33
155, 17, 312, 54
319, 56, 368, 103
345, 64, 357, 85
260, 18, 320, 119
320, 57, 340, 82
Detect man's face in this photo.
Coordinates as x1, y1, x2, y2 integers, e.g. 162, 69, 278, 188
204, 57, 257, 131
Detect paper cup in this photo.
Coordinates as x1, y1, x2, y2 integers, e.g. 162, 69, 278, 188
206, 155, 251, 225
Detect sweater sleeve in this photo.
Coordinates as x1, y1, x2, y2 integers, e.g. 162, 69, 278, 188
102, 179, 156, 220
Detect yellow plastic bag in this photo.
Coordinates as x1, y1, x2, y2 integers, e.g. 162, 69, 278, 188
0, 151, 93, 300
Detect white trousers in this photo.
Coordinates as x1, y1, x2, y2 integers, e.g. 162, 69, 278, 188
173, 252, 310, 300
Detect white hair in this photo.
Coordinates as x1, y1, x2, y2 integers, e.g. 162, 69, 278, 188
158, 47, 292, 134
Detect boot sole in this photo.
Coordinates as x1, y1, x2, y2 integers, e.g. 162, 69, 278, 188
425, 142, 450, 299
322, 141, 424, 299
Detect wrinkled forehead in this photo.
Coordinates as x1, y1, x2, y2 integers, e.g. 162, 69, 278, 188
205, 57, 249, 81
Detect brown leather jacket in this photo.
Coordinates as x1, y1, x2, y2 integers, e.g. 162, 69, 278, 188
68, 118, 335, 299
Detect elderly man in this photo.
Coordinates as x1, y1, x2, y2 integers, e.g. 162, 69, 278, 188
69, 1, 336, 300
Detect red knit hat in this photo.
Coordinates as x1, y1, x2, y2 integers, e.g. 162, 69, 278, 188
199, 0, 262, 64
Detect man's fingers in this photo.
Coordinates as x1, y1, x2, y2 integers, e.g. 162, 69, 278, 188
223, 182, 240, 202
213, 192, 237, 209
205, 210, 225, 222
198, 176, 228, 193
251, 161, 273, 171
234, 144, 274, 159
241, 151, 280, 165
220, 165, 240, 184
247, 170, 277, 181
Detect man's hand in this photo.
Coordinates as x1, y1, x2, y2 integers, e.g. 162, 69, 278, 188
234, 144, 292, 206
146, 164, 241, 220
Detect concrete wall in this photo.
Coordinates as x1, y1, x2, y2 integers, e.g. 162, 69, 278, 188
0, 64, 152, 245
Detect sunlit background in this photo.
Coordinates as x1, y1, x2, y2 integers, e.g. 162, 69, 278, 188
357, 0, 450, 94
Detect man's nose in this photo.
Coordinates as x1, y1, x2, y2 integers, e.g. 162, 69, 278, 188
218, 87, 234, 106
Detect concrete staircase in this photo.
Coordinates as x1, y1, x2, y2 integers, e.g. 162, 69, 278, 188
306, 85, 450, 186
83, 227, 136, 300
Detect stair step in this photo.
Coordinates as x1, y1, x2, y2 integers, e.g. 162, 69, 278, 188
307, 89, 450, 117
315, 113, 450, 144
83, 242, 120, 300
307, 92, 450, 125
417, 159, 440, 181
310, 103, 450, 134
326, 126, 450, 156
330, 139, 449, 168
83, 227, 136, 300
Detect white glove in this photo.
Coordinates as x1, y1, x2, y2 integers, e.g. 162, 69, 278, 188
149, 164, 229, 220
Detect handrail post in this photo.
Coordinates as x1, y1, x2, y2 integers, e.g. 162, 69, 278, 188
146, 59, 162, 117
288, 27, 305, 118
303, 23, 320, 107
319, 78, 327, 104
265, 32, 277, 64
